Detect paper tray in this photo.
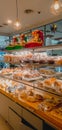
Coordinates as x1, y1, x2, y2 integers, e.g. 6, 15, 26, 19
22, 76, 43, 81
40, 73, 55, 77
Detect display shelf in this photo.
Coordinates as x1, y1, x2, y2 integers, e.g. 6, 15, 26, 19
4, 44, 62, 69
0, 74, 62, 97
34, 44, 62, 52
3, 44, 62, 53
5, 62, 62, 68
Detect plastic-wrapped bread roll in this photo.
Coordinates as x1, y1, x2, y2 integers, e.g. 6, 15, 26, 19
55, 59, 62, 65
54, 80, 62, 94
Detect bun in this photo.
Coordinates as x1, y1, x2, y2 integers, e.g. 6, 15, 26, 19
13, 73, 22, 79
27, 96, 36, 102
54, 81, 62, 93
39, 101, 53, 111
55, 59, 62, 65
44, 78, 56, 86
34, 94, 44, 101
27, 90, 34, 96
20, 90, 27, 98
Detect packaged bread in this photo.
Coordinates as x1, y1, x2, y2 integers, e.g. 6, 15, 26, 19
26, 89, 44, 102
20, 90, 27, 99
1, 68, 13, 74
47, 56, 55, 64
27, 96, 36, 102
39, 69, 55, 75
23, 70, 40, 79
38, 98, 61, 112
54, 80, 62, 94
44, 78, 56, 88
35, 81, 44, 88
55, 59, 62, 65
26, 89, 35, 102
38, 101, 54, 111
27, 94, 43, 102
44, 78, 62, 94
13, 72, 22, 79
34, 94, 44, 101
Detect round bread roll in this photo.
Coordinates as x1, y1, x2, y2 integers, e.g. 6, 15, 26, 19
27, 90, 34, 96
27, 96, 36, 102
34, 94, 44, 101
20, 90, 27, 98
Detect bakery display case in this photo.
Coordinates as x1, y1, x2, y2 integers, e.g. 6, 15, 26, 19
0, 44, 62, 130
0, 45, 62, 95
2, 44, 62, 95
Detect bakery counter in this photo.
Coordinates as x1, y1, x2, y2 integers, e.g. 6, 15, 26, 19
0, 87, 62, 130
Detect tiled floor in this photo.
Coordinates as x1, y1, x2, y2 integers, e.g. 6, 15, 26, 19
0, 115, 13, 130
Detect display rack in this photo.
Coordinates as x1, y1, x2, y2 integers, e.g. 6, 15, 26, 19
3, 44, 62, 53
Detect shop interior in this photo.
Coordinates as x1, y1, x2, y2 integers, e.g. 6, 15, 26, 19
0, 0, 62, 130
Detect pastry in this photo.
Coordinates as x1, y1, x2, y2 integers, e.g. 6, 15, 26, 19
44, 78, 56, 86
27, 90, 34, 96
38, 97, 61, 112
27, 96, 36, 102
55, 59, 62, 65
54, 81, 62, 88
54, 81, 62, 93
38, 101, 54, 111
36, 81, 44, 88
47, 59, 55, 64
20, 90, 27, 98
13, 73, 22, 79
39, 59, 46, 64
34, 94, 44, 101
44, 80, 51, 86
23, 74, 32, 78
39, 69, 55, 75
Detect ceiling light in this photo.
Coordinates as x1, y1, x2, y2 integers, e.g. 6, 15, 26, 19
14, 0, 21, 28
14, 19, 21, 27
7, 20, 12, 24
54, 0, 60, 10
50, 0, 62, 15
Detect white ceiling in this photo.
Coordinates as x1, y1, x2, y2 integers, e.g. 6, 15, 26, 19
0, 0, 62, 36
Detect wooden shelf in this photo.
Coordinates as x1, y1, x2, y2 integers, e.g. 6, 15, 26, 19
34, 44, 62, 52
2, 44, 62, 53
